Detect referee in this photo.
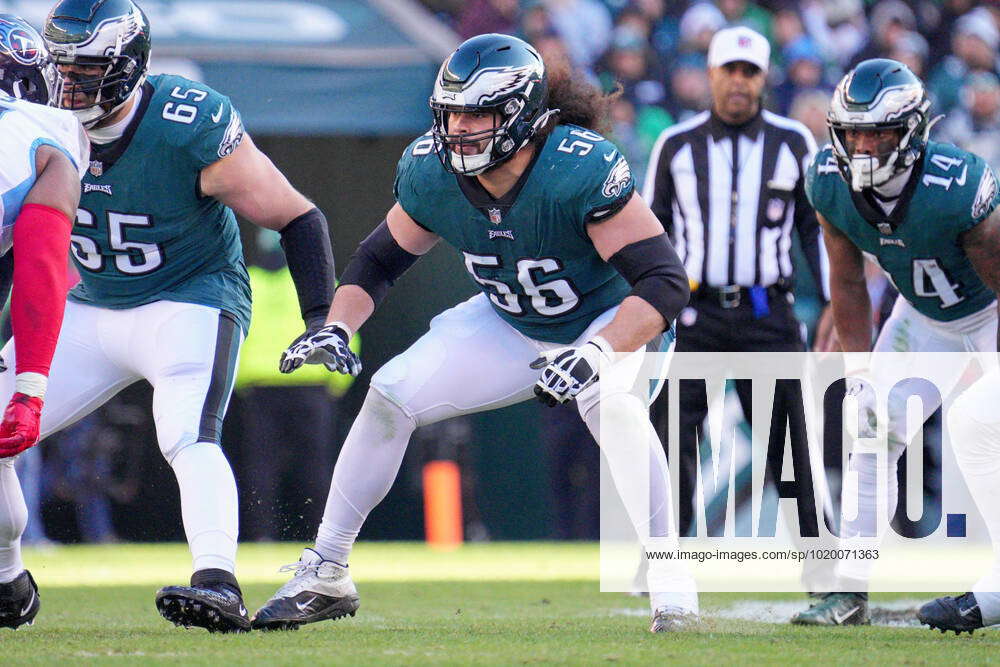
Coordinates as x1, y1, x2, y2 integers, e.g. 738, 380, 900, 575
644, 26, 830, 538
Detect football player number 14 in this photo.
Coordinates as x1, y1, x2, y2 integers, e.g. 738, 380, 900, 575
463, 252, 579, 316
912, 258, 964, 308
71, 209, 164, 275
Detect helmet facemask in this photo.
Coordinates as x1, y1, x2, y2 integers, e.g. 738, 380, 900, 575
53, 53, 142, 127
44, 0, 151, 128
829, 116, 921, 191
432, 97, 536, 175
827, 61, 932, 193
428, 35, 556, 176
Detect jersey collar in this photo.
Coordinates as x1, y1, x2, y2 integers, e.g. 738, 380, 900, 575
454, 133, 548, 221
87, 81, 155, 178
848, 155, 923, 235
707, 108, 764, 141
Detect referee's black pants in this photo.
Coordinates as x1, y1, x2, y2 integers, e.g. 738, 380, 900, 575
652, 289, 822, 538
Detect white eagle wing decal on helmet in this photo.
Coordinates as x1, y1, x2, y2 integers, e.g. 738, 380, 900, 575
465, 65, 534, 105
602, 155, 632, 199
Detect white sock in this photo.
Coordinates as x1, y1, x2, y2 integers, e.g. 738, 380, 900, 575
315, 389, 415, 565
0, 458, 26, 583
949, 383, 1000, 625
837, 437, 903, 588
580, 389, 697, 613
170, 442, 238, 573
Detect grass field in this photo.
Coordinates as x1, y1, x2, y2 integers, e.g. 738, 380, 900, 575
4, 542, 1000, 665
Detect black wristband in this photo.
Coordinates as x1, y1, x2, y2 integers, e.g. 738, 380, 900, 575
279, 207, 335, 328
608, 233, 690, 328
339, 220, 420, 308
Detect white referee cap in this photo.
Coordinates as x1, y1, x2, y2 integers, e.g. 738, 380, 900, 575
707, 26, 770, 73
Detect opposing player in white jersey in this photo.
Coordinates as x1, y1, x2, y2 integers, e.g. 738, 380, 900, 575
0, 14, 88, 630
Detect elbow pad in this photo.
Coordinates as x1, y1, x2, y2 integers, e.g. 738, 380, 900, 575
608, 233, 690, 327
279, 207, 335, 328
339, 220, 419, 308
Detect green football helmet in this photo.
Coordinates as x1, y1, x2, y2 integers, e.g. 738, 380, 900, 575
43, 0, 150, 127
828, 58, 932, 191
430, 33, 556, 176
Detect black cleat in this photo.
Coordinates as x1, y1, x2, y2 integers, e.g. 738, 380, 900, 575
252, 548, 360, 631
0, 570, 39, 630
790, 592, 870, 626
155, 568, 250, 633
918, 592, 985, 635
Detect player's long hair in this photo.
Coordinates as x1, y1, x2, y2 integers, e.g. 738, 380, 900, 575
535, 65, 619, 141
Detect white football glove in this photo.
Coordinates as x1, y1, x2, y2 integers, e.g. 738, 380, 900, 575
531, 336, 614, 406
844, 368, 877, 439
279, 322, 361, 376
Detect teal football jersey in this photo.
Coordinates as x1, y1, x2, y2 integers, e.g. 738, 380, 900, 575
68, 74, 251, 333
394, 124, 634, 344
806, 141, 1000, 321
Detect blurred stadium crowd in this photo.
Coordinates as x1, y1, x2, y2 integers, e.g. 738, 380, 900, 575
421, 0, 1000, 182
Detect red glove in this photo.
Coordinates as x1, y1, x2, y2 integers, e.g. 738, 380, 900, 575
0, 393, 43, 458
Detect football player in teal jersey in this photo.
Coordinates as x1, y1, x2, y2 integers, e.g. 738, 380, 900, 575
791, 59, 1000, 632
0, 0, 338, 633
252, 34, 695, 633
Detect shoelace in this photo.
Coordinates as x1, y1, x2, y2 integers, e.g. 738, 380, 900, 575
278, 560, 318, 577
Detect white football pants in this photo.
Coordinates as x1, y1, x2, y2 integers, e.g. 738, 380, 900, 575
0, 300, 242, 582
838, 296, 997, 589
315, 293, 696, 611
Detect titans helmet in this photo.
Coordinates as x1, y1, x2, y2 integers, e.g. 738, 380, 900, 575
0, 14, 59, 104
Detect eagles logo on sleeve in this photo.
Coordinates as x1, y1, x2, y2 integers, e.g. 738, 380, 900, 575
971, 167, 999, 221
602, 155, 631, 199
217, 107, 244, 159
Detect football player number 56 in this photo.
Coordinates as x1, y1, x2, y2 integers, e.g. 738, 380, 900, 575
463, 252, 580, 316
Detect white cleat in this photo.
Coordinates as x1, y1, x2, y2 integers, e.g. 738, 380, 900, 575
251, 548, 360, 631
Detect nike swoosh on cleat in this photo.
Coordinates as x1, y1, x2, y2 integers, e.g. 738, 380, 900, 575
239, 604, 247, 616
833, 606, 860, 624
20, 589, 34, 617
295, 596, 318, 611
211, 103, 225, 123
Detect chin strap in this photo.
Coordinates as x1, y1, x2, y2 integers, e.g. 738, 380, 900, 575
923, 113, 945, 141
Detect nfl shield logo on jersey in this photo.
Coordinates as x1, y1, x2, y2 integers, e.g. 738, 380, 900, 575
89, 160, 103, 177
488, 207, 502, 224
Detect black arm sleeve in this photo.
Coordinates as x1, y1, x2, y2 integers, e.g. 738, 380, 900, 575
339, 220, 420, 308
279, 207, 336, 329
608, 233, 690, 328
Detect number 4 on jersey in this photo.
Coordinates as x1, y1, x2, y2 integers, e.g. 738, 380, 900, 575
912, 258, 964, 308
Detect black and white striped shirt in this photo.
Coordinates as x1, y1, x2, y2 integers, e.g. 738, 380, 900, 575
642, 110, 829, 299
